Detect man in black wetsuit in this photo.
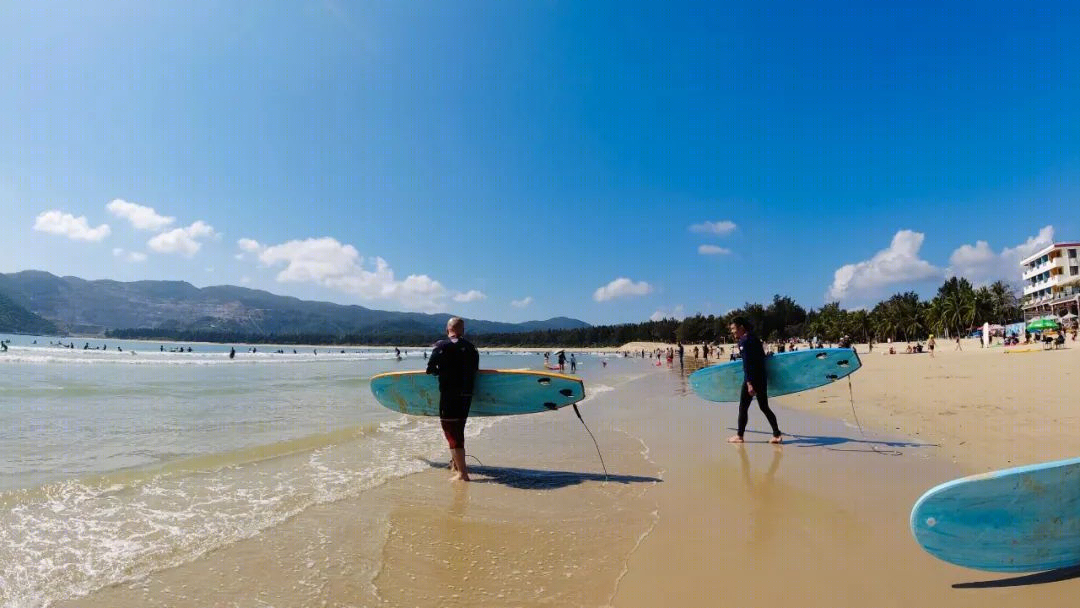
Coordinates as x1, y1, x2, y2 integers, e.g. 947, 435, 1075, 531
426, 316, 480, 481
727, 317, 782, 444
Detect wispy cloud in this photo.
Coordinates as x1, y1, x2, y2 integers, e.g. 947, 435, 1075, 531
106, 199, 175, 231
689, 220, 736, 236
593, 277, 654, 302
147, 221, 217, 257
650, 305, 685, 321
948, 226, 1054, 286
112, 248, 147, 263
511, 296, 533, 308
34, 210, 111, 242
697, 244, 731, 255
237, 238, 262, 253
255, 236, 477, 312
452, 290, 486, 303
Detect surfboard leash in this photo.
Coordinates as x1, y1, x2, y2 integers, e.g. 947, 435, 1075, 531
839, 376, 901, 457
572, 403, 609, 480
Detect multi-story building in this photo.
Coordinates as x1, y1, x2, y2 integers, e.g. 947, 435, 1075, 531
1021, 242, 1080, 320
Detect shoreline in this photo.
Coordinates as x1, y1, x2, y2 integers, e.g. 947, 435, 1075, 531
31, 340, 1080, 606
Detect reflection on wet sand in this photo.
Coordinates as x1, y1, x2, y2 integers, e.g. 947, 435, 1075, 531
738, 444, 783, 550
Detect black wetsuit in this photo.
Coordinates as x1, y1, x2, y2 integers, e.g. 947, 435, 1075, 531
737, 332, 781, 439
426, 337, 479, 448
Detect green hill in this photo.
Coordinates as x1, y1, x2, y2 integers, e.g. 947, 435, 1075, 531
0, 289, 59, 335
0, 270, 589, 338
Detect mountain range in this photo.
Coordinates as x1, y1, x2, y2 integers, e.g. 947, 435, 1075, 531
0, 271, 590, 337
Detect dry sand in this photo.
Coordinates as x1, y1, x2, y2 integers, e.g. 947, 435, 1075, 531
793, 338, 1080, 473
59, 345, 1080, 607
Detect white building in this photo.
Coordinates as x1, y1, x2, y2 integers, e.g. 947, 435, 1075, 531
1021, 241, 1080, 319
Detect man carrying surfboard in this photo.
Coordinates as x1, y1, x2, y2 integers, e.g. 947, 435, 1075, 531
727, 317, 783, 444
426, 316, 480, 481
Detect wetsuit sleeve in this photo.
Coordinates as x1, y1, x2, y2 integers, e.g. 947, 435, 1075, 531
462, 344, 479, 395
742, 337, 767, 384
426, 343, 442, 375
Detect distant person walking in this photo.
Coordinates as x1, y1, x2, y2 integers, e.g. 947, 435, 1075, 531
727, 317, 782, 444
570, 353, 577, 373
426, 317, 479, 482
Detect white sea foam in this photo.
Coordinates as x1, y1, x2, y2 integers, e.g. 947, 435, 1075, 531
0, 349, 405, 366
0, 351, 615, 606
579, 383, 615, 405
0, 415, 490, 608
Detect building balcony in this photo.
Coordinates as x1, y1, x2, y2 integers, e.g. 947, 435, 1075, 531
1021, 286, 1080, 309
1022, 257, 1066, 280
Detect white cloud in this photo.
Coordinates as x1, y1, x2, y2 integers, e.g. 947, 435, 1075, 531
826, 230, 942, 303
106, 199, 175, 231
237, 238, 262, 252
698, 244, 731, 255
511, 296, 533, 308
948, 226, 1054, 286
256, 236, 460, 312
593, 277, 654, 302
147, 221, 216, 257
650, 305, 685, 321
112, 248, 147, 263
689, 220, 737, 235
240, 276, 252, 284
33, 210, 111, 242
452, 290, 486, 303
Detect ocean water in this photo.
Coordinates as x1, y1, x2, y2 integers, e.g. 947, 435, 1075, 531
0, 334, 636, 608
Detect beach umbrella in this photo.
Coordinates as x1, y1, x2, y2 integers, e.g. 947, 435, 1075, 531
1027, 318, 1060, 331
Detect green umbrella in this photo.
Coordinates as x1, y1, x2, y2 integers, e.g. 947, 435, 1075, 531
1027, 318, 1060, 331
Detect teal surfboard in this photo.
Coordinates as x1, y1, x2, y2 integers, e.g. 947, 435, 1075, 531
910, 456, 1080, 572
370, 369, 586, 416
688, 348, 861, 402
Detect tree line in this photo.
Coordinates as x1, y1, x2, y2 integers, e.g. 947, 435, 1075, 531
107, 277, 1021, 348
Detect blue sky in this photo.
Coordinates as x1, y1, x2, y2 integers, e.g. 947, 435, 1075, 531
2, 1, 1077, 324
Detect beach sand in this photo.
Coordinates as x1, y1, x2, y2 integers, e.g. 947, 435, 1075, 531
58, 346, 1080, 607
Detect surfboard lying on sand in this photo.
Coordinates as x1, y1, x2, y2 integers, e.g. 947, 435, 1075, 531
370, 370, 586, 416
910, 456, 1080, 572
688, 348, 861, 402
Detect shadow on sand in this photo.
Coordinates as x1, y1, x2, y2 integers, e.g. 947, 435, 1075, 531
418, 458, 662, 490
733, 428, 938, 454
953, 565, 1080, 589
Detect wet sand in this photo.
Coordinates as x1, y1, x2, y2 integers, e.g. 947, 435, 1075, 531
59, 353, 1080, 607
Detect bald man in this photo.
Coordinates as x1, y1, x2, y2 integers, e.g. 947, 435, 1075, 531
426, 316, 480, 481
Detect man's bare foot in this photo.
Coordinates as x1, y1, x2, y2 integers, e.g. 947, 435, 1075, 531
769, 435, 783, 444
728, 435, 744, 443
450, 473, 470, 482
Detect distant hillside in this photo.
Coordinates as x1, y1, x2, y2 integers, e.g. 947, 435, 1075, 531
0, 271, 590, 338
0, 289, 59, 335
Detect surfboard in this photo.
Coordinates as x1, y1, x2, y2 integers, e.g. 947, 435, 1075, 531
688, 348, 861, 402
910, 456, 1080, 572
369, 369, 586, 416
